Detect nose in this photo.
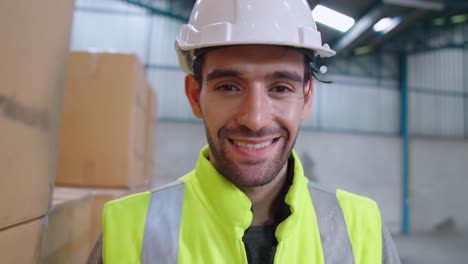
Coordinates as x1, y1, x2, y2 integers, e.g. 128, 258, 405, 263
236, 86, 273, 131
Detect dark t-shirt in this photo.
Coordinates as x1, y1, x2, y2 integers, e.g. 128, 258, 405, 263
242, 157, 294, 264
242, 225, 277, 264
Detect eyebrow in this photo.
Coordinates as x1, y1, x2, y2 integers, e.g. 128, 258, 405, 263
205, 69, 242, 82
267, 71, 303, 83
205, 69, 304, 84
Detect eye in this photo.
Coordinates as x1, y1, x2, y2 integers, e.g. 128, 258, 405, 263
216, 84, 240, 92
270, 85, 293, 94
269, 84, 302, 100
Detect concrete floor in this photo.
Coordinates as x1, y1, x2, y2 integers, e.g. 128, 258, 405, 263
393, 231, 468, 264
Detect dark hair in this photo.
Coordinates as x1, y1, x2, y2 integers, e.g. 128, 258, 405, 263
192, 47, 319, 93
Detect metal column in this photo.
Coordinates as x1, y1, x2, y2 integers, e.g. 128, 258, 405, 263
400, 53, 410, 235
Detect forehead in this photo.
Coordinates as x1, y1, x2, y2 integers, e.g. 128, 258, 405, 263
203, 45, 305, 76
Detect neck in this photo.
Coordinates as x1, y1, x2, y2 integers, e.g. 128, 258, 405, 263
241, 164, 289, 226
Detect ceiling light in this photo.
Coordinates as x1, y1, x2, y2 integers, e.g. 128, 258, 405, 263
433, 17, 445, 26
451, 14, 468, 24
354, 46, 373, 55
373, 17, 400, 33
312, 5, 355, 32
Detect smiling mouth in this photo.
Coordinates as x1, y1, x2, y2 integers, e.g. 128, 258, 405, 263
229, 138, 278, 151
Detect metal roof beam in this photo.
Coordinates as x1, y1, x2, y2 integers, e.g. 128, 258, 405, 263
120, 0, 189, 21
383, 0, 444, 11
333, 3, 386, 53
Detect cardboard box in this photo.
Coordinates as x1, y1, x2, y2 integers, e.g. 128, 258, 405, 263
144, 84, 157, 182
51, 187, 146, 246
55, 52, 149, 188
0, 0, 75, 229
0, 217, 48, 264
43, 187, 151, 262
43, 188, 94, 264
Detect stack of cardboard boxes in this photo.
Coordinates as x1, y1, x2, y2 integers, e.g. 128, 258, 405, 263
1, 2, 157, 262
0, 0, 75, 263
43, 51, 158, 263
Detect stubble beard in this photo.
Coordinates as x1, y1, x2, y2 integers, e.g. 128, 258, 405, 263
205, 124, 298, 189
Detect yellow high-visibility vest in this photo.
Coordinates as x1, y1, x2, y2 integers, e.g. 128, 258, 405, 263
103, 146, 382, 263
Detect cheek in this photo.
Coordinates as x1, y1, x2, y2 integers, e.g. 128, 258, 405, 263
274, 102, 304, 125
201, 92, 240, 119
199, 94, 233, 131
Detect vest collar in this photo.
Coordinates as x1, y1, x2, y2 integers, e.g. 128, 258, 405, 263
187, 145, 309, 241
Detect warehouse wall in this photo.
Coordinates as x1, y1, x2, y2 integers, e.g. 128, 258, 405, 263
319, 53, 401, 135
408, 48, 467, 137
312, 75, 399, 134
406, 22, 468, 233
71, 0, 150, 61
410, 139, 468, 232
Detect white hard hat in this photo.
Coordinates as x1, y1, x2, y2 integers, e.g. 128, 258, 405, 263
175, 0, 336, 74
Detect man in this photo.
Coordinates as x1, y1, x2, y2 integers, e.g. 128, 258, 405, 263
88, 0, 400, 263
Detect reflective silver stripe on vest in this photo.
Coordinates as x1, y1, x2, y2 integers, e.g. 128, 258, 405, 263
141, 181, 185, 264
308, 182, 355, 264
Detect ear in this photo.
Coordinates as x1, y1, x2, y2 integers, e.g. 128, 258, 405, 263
301, 80, 314, 120
185, 74, 203, 118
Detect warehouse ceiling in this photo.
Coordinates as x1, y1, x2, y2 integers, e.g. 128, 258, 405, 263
124, 0, 468, 57
307, 0, 468, 56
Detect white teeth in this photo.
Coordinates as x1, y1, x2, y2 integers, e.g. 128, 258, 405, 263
232, 140, 273, 150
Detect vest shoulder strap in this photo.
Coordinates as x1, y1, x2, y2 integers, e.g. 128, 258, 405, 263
102, 191, 152, 264
141, 181, 185, 264
337, 189, 382, 264
308, 182, 355, 264
103, 181, 186, 264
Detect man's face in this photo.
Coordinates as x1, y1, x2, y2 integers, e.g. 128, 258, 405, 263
185, 45, 313, 188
